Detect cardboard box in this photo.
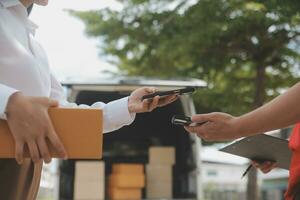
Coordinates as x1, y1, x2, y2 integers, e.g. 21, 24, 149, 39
74, 180, 105, 200
75, 161, 105, 181
149, 147, 175, 165
74, 161, 105, 200
112, 164, 144, 175
146, 182, 172, 199
108, 188, 142, 200
109, 174, 145, 188
0, 108, 103, 159
146, 164, 172, 182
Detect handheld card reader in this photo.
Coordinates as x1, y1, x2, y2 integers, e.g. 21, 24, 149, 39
171, 115, 193, 126
171, 115, 208, 126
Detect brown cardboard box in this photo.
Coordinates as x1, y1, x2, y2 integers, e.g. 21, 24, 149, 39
0, 108, 103, 159
146, 182, 172, 199
112, 164, 144, 175
149, 147, 175, 165
74, 161, 105, 200
146, 164, 172, 182
109, 188, 142, 200
109, 174, 145, 188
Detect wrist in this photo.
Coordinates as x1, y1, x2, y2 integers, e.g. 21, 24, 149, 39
230, 117, 242, 137
127, 95, 135, 114
231, 116, 252, 138
6, 92, 25, 117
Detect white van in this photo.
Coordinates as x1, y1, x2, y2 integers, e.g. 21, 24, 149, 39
58, 77, 206, 200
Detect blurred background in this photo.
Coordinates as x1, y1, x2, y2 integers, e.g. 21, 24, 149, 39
30, 0, 300, 200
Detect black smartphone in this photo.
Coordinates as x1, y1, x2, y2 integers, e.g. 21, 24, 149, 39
142, 87, 196, 101
171, 115, 208, 126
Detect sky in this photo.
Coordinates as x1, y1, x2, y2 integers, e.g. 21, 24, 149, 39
30, 0, 122, 81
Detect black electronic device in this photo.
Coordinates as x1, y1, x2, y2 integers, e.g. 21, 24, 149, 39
142, 87, 196, 101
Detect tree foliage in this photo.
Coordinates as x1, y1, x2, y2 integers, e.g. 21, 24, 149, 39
70, 0, 300, 115
71, 2, 300, 199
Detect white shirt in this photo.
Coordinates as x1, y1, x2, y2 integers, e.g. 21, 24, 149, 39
0, 0, 135, 133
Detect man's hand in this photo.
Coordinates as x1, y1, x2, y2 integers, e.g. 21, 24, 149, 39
128, 87, 178, 113
251, 161, 277, 173
6, 92, 67, 164
184, 112, 241, 141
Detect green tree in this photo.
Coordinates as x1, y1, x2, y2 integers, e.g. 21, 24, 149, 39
71, 0, 300, 199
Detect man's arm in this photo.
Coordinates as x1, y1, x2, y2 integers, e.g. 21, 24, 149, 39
50, 74, 178, 133
49, 74, 137, 133
185, 82, 300, 141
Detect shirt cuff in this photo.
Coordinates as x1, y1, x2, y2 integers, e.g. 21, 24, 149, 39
0, 0, 20, 8
0, 85, 18, 120
106, 97, 136, 127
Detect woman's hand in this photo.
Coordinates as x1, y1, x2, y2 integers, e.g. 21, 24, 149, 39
184, 112, 241, 141
128, 87, 178, 113
252, 161, 277, 173
6, 92, 67, 164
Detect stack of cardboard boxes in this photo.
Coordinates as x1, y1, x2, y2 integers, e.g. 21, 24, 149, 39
72, 148, 175, 200
146, 147, 175, 199
108, 164, 145, 200
74, 161, 105, 200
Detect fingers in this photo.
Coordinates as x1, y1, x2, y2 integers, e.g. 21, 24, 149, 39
37, 137, 51, 163
27, 141, 40, 163
141, 95, 160, 112
135, 88, 178, 112
252, 161, 274, 168
261, 167, 272, 174
145, 87, 157, 94
261, 162, 276, 173
142, 99, 150, 110
8, 96, 62, 165
184, 124, 215, 141
46, 119, 67, 159
184, 125, 203, 134
48, 99, 59, 107
38, 97, 59, 107
184, 126, 195, 133
191, 113, 216, 123
15, 141, 24, 164
158, 95, 178, 107
148, 96, 160, 111
251, 161, 277, 173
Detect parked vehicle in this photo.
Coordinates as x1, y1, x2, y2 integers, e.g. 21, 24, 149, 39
58, 77, 206, 200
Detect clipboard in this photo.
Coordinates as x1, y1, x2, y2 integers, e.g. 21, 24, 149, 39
0, 108, 103, 159
219, 134, 292, 170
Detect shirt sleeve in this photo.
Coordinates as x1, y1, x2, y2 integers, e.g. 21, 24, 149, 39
49, 74, 136, 133
0, 84, 18, 120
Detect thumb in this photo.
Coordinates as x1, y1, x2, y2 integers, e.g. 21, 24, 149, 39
145, 87, 157, 94
48, 99, 59, 107
191, 113, 216, 123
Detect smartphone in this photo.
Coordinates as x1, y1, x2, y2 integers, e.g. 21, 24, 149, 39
171, 115, 208, 126
142, 87, 196, 101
